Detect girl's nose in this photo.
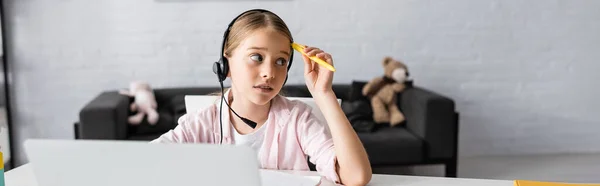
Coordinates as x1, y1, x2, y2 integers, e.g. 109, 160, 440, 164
260, 63, 275, 80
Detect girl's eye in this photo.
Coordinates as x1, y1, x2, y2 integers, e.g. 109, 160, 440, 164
250, 54, 264, 62
276, 58, 288, 66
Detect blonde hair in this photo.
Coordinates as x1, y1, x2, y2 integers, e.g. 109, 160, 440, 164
211, 10, 293, 97
223, 10, 293, 58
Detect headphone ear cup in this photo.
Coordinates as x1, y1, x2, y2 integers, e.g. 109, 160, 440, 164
221, 58, 229, 81
213, 60, 228, 82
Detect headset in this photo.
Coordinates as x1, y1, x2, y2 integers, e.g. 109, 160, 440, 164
212, 9, 294, 144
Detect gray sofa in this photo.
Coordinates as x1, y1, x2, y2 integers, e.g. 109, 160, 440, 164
74, 81, 459, 177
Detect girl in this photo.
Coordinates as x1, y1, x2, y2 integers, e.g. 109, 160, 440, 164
152, 9, 372, 186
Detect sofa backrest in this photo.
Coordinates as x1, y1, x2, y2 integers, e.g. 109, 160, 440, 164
152, 82, 367, 126
184, 95, 341, 123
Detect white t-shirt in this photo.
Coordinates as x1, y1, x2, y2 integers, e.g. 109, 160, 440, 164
231, 120, 267, 153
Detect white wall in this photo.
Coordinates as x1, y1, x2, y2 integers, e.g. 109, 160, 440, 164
4, 0, 600, 166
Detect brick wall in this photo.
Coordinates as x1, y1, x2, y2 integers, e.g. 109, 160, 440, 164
4, 0, 600, 165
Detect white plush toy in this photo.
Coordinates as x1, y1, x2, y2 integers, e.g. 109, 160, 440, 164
119, 81, 159, 125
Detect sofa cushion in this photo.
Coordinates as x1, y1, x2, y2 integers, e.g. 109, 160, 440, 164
126, 112, 175, 136
280, 85, 312, 97
331, 84, 351, 100
342, 99, 376, 133
348, 81, 369, 102
358, 127, 423, 165
169, 95, 187, 122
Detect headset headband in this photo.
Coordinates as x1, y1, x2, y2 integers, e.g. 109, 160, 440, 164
214, 9, 294, 84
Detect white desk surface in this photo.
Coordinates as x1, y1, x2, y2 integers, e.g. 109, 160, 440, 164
5, 163, 514, 186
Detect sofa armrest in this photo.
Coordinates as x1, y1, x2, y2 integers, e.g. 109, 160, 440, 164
400, 86, 458, 160
79, 91, 130, 139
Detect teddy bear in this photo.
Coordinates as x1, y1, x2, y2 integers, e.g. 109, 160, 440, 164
361, 57, 410, 127
119, 81, 159, 125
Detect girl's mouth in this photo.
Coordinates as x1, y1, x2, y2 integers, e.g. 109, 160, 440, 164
253, 84, 273, 92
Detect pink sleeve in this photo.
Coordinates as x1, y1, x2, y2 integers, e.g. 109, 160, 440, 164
296, 105, 341, 184
150, 110, 212, 143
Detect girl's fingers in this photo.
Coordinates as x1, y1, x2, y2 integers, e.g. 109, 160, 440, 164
306, 48, 322, 57
316, 53, 327, 60
303, 46, 315, 54
303, 55, 312, 73
324, 53, 333, 64
301, 45, 334, 68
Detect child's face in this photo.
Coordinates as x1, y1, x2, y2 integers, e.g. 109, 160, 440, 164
227, 28, 291, 105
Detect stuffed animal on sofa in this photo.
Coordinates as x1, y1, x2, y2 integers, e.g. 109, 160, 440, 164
361, 57, 410, 127
119, 81, 159, 125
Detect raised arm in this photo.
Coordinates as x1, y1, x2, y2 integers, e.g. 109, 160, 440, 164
314, 91, 372, 186
301, 46, 372, 186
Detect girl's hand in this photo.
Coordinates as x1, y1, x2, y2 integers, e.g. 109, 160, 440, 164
302, 46, 334, 96
301, 46, 373, 186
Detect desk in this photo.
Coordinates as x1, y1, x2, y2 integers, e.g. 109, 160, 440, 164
5, 163, 514, 186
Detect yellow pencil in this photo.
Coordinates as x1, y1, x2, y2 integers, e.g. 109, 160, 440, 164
291, 43, 336, 72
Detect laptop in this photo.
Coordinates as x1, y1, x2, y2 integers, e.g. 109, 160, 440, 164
23, 139, 263, 186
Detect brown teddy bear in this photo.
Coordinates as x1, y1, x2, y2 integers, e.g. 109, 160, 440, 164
119, 81, 159, 125
362, 57, 410, 126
